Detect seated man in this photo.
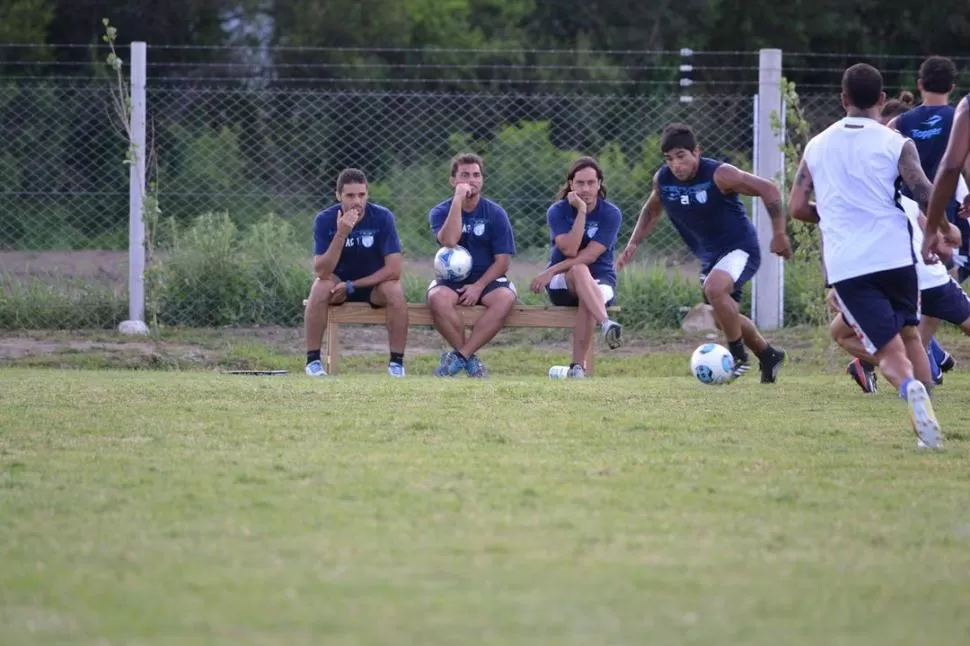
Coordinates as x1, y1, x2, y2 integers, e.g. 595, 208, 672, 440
427, 153, 517, 377
304, 168, 408, 377
530, 156, 623, 378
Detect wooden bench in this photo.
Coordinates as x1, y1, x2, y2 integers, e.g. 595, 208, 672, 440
319, 302, 621, 376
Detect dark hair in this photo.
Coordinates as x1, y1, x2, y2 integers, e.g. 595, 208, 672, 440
336, 168, 367, 194
556, 156, 607, 200
919, 56, 957, 94
450, 152, 484, 177
842, 63, 884, 110
660, 122, 697, 153
881, 91, 914, 118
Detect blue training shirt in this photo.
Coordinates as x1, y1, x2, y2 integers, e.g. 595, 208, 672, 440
312, 202, 402, 281
895, 104, 954, 199
656, 157, 759, 271
428, 196, 516, 284
546, 198, 622, 286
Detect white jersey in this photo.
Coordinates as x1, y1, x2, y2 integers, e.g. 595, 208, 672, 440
958, 174, 969, 203
899, 196, 950, 290
803, 116, 914, 283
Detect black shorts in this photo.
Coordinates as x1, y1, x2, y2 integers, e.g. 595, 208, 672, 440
921, 278, 970, 325
426, 276, 517, 305
546, 273, 617, 307
339, 287, 381, 309
831, 266, 920, 355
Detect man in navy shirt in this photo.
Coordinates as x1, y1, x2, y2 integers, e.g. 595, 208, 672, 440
427, 153, 517, 378
617, 123, 792, 383
305, 168, 409, 377
530, 156, 624, 378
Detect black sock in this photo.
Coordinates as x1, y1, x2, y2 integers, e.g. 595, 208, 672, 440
306, 349, 321, 365
570, 362, 583, 370
861, 359, 877, 372
390, 352, 404, 365
728, 338, 748, 362
455, 350, 467, 362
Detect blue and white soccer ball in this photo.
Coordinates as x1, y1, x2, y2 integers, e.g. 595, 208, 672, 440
690, 343, 735, 385
433, 245, 473, 282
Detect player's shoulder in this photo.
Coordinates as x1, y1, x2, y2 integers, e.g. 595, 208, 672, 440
598, 199, 622, 218
547, 198, 569, 215
428, 198, 452, 217
314, 203, 340, 224
480, 197, 510, 218
366, 202, 397, 223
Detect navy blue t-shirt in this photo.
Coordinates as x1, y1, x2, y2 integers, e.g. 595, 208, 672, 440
428, 196, 516, 283
546, 198, 622, 287
895, 104, 954, 199
312, 202, 402, 281
657, 158, 759, 270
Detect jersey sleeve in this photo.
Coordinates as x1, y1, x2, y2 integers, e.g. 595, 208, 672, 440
313, 213, 333, 255
380, 211, 402, 256
546, 201, 573, 241
429, 202, 449, 235
490, 205, 516, 255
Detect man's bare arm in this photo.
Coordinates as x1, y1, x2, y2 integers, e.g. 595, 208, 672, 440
714, 164, 785, 234
927, 98, 970, 234
787, 159, 819, 224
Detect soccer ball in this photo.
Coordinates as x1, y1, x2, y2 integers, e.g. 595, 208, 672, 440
690, 343, 735, 385
433, 245, 473, 282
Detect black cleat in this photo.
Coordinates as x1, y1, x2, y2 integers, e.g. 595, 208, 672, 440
759, 348, 786, 384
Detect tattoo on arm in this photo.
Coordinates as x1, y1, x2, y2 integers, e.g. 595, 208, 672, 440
765, 199, 784, 221
794, 164, 813, 191
899, 140, 933, 212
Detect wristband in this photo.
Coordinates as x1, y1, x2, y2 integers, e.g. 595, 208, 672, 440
346, 280, 355, 295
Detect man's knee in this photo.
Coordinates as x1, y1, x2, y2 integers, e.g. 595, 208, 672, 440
567, 264, 592, 280
375, 279, 406, 307
308, 278, 335, 306
484, 286, 516, 313
427, 286, 457, 312
703, 272, 734, 302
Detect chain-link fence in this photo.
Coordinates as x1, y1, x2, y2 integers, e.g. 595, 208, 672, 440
0, 46, 861, 331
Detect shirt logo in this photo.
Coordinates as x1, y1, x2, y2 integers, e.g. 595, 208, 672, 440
695, 189, 708, 204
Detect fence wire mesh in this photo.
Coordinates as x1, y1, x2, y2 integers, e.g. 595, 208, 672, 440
0, 46, 857, 331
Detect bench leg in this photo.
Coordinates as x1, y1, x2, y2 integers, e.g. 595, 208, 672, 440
326, 322, 339, 375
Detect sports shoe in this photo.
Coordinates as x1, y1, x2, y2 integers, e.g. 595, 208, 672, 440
759, 348, 786, 384
602, 319, 622, 349
434, 350, 466, 377
305, 360, 327, 377
567, 364, 586, 378
730, 357, 751, 380
846, 358, 877, 393
940, 352, 956, 373
904, 380, 942, 449
465, 354, 488, 378
387, 362, 406, 378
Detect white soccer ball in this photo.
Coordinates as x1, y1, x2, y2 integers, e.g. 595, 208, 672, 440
433, 245, 473, 282
690, 343, 735, 385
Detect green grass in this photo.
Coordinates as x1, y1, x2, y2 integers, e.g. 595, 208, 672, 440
2, 362, 970, 645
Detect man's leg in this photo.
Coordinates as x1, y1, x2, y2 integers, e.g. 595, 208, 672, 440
565, 265, 621, 349
704, 269, 784, 382
427, 283, 465, 349
304, 277, 337, 376
371, 279, 409, 377
455, 282, 517, 377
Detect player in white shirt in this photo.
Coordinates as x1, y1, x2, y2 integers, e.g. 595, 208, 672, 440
787, 63, 960, 449
835, 98, 970, 393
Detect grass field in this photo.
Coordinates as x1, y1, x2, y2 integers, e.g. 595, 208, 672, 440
2, 345, 970, 645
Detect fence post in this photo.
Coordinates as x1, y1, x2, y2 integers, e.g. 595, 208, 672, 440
120, 41, 149, 335
751, 48, 784, 330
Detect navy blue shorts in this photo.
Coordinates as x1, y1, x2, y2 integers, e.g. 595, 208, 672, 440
426, 276, 517, 305
921, 278, 970, 325
700, 247, 761, 303
832, 266, 920, 355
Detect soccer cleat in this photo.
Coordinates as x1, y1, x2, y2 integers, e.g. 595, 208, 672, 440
602, 319, 622, 349
567, 364, 586, 378
387, 362, 406, 378
940, 352, 956, 373
464, 354, 488, 378
731, 358, 751, 380
846, 358, 877, 394
305, 360, 327, 377
434, 350, 467, 377
904, 380, 942, 449
759, 348, 786, 384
